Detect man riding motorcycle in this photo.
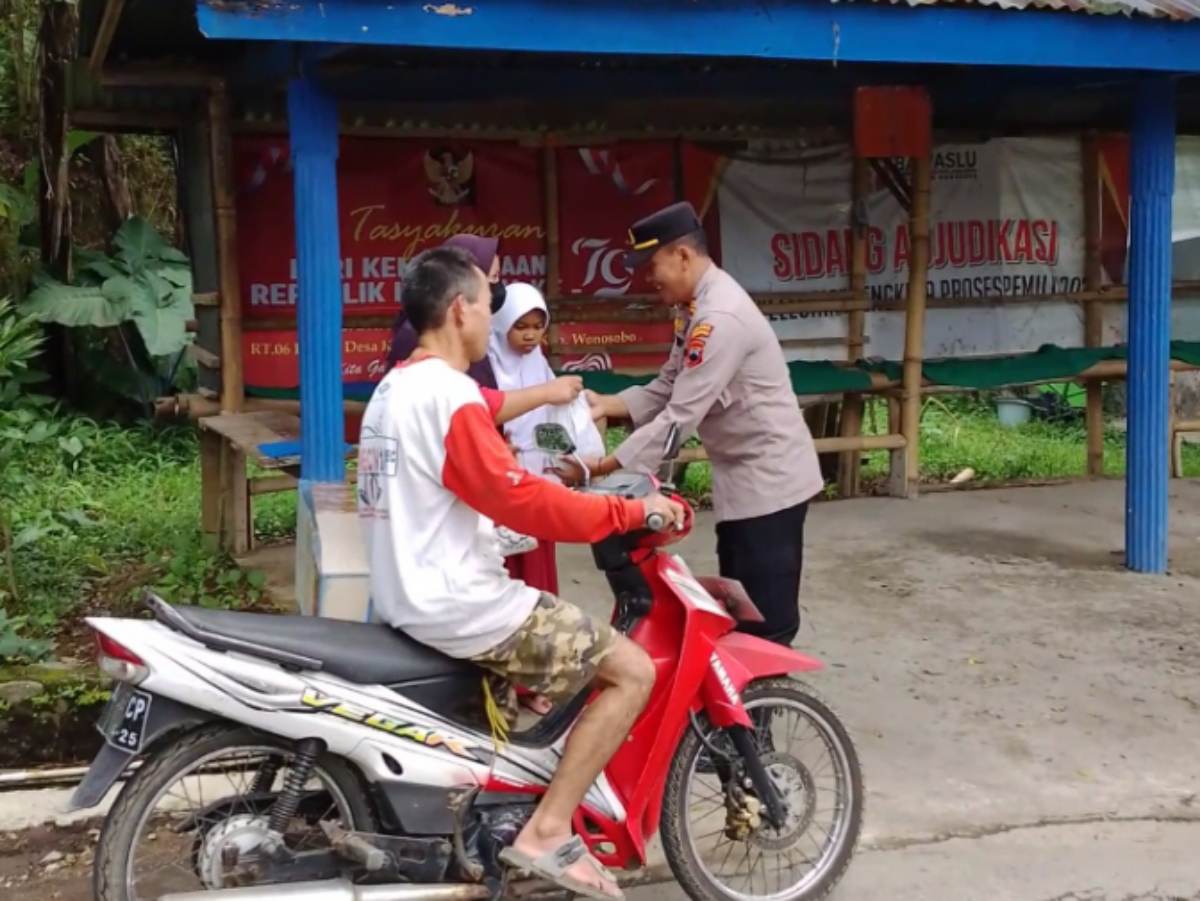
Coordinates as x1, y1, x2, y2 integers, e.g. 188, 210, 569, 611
358, 246, 685, 900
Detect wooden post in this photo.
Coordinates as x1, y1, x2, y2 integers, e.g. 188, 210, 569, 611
543, 139, 562, 370
838, 157, 870, 497
544, 138, 561, 300
37, 3, 78, 402
218, 443, 251, 556
200, 430, 222, 543
209, 84, 245, 414
1083, 134, 1105, 477
888, 154, 931, 499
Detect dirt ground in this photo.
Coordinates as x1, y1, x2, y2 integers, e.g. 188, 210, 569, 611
4, 480, 1200, 900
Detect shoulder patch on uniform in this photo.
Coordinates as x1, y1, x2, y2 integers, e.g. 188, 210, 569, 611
685, 323, 714, 368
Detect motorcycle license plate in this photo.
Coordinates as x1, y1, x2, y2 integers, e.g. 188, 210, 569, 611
98, 684, 153, 754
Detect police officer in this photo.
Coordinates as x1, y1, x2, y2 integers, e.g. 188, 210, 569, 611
582, 202, 823, 646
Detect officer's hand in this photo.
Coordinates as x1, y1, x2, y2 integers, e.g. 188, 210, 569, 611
642, 493, 686, 532
544, 376, 583, 406
585, 390, 607, 423
553, 455, 591, 487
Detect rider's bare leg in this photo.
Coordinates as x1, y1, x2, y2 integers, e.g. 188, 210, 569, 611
512, 635, 655, 895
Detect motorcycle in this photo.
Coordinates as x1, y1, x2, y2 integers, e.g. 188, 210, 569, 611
71, 423, 863, 901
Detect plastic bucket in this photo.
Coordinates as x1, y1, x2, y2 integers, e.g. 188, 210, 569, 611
996, 397, 1033, 428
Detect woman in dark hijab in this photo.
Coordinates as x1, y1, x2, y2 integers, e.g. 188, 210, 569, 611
385, 234, 506, 386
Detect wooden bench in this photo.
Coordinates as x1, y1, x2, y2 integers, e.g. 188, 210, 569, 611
199, 411, 303, 555
1172, 418, 1200, 479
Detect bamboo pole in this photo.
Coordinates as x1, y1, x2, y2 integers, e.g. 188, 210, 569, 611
676, 432, 906, 465
889, 154, 931, 499
544, 139, 561, 300
160, 394, 368, 422
544, 140, 562, 369
1082, 135, 1105, 477
87, 0, 126, 76
838, 157, 871, 497
209, 84, 245, 414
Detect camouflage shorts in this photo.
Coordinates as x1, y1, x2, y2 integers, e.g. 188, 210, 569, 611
471, 593, 616, 723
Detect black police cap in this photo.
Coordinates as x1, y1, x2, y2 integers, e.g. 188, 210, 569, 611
623, 201, 704, 270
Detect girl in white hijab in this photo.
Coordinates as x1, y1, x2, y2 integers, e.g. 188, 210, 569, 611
488, 283, 605, 481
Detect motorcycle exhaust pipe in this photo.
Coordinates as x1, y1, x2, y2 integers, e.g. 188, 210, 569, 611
161, 880, 491, 901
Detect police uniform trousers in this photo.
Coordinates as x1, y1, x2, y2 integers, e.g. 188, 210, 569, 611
716, 500, 808, 646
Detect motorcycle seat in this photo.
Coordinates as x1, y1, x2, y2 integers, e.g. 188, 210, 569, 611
152, 597, 476, 685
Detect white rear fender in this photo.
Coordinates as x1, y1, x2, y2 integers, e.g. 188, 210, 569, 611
85, 618, 497, 782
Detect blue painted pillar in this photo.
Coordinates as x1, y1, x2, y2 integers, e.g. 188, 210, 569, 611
288, 75, 345, 482
1126, 78, 1175, 574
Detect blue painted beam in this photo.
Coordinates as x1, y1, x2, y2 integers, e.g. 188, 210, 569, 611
197, 0, 1200, 73
1125, 77, 1175, 574
230, 41, 350, 87
288, 75, 346, 483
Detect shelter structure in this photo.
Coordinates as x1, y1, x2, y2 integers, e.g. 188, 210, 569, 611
64, 0, 1200, 611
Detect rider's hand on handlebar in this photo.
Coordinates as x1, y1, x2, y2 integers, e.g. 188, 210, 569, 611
643, 493, 686, 532
544, 375, 584, 406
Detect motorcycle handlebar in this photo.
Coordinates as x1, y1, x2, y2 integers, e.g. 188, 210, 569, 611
645, 511, 668, 532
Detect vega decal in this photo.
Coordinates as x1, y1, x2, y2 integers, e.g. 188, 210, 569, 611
300, 688, 478, 761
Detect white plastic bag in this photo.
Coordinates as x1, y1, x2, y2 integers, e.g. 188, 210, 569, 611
545, 394, 606, 459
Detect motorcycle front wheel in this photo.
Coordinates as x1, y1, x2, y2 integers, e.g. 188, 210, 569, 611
659, 678, 864, 901
94, 722, 377, 901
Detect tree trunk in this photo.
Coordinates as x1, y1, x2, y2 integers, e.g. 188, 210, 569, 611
37, 2, 78, 402
90, 134, 134, 234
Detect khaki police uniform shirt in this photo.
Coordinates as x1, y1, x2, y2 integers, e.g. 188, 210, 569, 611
614, 264, 823, 523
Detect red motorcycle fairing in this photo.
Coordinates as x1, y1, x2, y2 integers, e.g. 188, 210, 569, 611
484, 537, 827, 871
704, 631, 824, 728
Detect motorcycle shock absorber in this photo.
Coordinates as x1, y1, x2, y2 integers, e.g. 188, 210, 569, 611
729, 727, 788, 830
250, 756, 283, 794
267, 738, 326, 837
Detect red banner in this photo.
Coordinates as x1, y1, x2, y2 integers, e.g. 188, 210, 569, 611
557, 143, 676, 297
557, 320, 674, 373
243, 329, 394, 389
235, 137, 545, 320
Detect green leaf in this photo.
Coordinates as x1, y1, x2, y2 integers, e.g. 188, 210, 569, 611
58, 435, 84, 457
80, 257, 125, 281
120, 275, 193, 357
59, 508, 95, 528
245, 569, 267, 590
21, 161, 39, 197
11, 524, 49, 550
23, 282, 125, 328
26, 420, 51, 443
157, 247, 189, 264
143, 270, 177, 305
67, 130, 100, 155
154, 264, 192, 288
114, 218, 170, 273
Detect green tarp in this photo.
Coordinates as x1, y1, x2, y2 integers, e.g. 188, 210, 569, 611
576, 360, 874, 396
862, 341, 1200, 390
244, 342, 1200, 402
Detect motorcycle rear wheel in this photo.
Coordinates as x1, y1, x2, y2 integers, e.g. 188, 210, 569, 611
659, 678, 863, 901
94, 722, 376, 901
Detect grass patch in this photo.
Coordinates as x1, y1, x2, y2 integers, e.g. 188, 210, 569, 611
860, 395, 1200, 485
2, 410, 294, 654
602, 394, 1200, 502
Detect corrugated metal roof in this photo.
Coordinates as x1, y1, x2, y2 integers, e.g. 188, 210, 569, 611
860, 0, 1200, 21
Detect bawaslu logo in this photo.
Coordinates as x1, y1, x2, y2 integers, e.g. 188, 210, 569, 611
888, 149, 980, 184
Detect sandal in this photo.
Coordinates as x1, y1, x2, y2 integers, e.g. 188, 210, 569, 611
499, 835, 623, 900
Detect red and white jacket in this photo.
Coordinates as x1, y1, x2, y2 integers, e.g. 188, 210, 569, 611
358, 356, 643, 658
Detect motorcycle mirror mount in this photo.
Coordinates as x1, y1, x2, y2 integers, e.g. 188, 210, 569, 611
662, 423, 682, 462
